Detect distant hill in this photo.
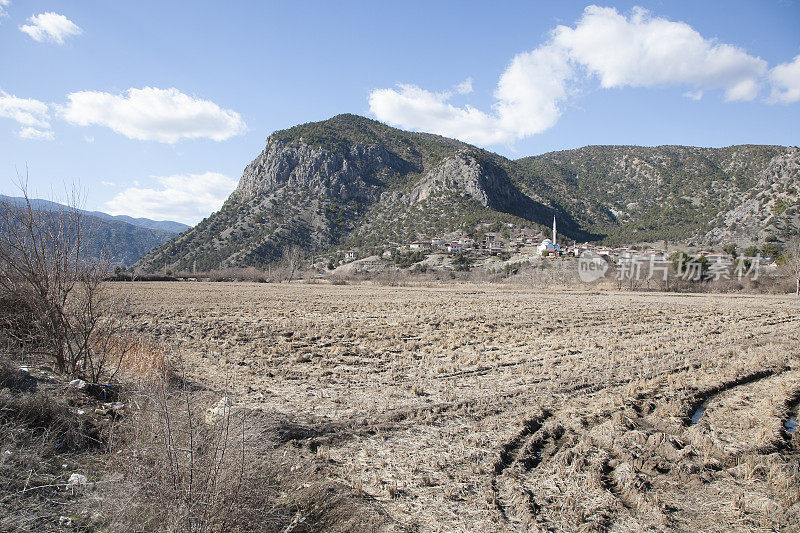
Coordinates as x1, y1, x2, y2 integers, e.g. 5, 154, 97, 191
136, 114, 799, 271
0, 195, 189, 265
0, 196, 190, 234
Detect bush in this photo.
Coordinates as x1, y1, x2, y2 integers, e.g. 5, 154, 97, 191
0, 188, 130, 382
394, 250, 426, 269
453, 253, 471, 271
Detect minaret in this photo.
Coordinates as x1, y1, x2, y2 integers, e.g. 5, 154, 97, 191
552, 216, 556, 244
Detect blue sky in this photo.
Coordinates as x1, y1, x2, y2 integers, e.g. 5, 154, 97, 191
1, 1, 799, 224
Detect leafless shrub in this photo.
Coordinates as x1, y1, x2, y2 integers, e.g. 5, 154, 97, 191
206, 267, 268, 283
0, 182, 130, 382
781, 235, 800, 296
100, 351, 392, 532
102, 359, 267, 532
281, 245, 304, 282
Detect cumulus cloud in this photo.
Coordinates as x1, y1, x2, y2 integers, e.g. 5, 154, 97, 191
0, 89, 54, 138
369, 5, 771, 146
369, 84, 510, 145
19, 12, 82, 44
0, 90, 50, 128
104, 172, 237, 224
0, 1, 10, 20
552, 6, 766, 101
58, 87, 246, 143
768, 55, 800, 104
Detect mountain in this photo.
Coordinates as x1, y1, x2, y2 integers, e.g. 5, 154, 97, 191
89, 213, 189, 234
0, 195, 188, 265
0, 196, 190, 234
515, 144, 799, 245
137, 114, 799, 271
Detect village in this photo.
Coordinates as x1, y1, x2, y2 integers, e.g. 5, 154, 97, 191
342, 217, 719, 265
333, 217, 782, 282
340, 218, 585, 262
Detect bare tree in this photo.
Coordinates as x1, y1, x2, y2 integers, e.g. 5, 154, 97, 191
281, 244, 304, 282
0, 180, 130, 380
784, 235, 800, 296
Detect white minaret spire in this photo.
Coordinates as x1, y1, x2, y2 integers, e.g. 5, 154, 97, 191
552, 215, 556, 244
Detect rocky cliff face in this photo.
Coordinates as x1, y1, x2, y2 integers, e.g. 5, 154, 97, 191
235, 137, 407, 203
408, 150, 527, 211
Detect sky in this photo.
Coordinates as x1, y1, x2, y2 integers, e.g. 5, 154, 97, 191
1, 1, 799, 225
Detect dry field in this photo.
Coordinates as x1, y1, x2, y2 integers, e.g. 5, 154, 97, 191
122, 282, 800, 532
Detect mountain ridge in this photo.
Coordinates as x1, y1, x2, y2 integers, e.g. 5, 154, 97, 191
0, 195, 190, 234
0, 195, 189, 265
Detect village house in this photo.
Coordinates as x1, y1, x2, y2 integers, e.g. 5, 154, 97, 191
344, 250, 357, 261
447, 243, 462, 254
409, 241, 431, 251
489, 240, 505, 255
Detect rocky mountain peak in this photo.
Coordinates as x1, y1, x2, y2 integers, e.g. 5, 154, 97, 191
234, 137, 402, 203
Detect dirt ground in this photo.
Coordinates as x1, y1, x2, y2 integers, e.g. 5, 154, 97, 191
121, 281, 800, 532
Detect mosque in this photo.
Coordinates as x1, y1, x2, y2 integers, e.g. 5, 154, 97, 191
538, 216, 562, 256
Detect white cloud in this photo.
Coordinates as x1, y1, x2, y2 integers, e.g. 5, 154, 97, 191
0, 1, 10, 19
59, 87, 246, 143
768, 54, 800, 104
0, 90, 50, 128
552, 6, 766, 101
369, 5, 770, 146
101, 180, 116, 187
369, 84, 509, 145
455, 77, 473, 95
17, 126, 53, 140
492, 43, 574, 140
683, 90, 704, 101
19, 12, 82, 44
105, 172, 237, 224
0, 89, 54, 138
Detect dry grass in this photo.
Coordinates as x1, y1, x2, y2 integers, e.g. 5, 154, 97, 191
0, 336, 397, 532
122, 281, 800, 531
0, 357, 115, 532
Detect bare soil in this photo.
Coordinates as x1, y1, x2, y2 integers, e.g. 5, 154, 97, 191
123, 282, 800, 532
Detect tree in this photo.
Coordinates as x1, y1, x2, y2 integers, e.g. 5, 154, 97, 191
280, 244, 303, 282
783, 235, 800, 296
723, 243, 737, 258
762, 242, 783, 260
744, 245, 759, 257
0, 181, 130, 381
